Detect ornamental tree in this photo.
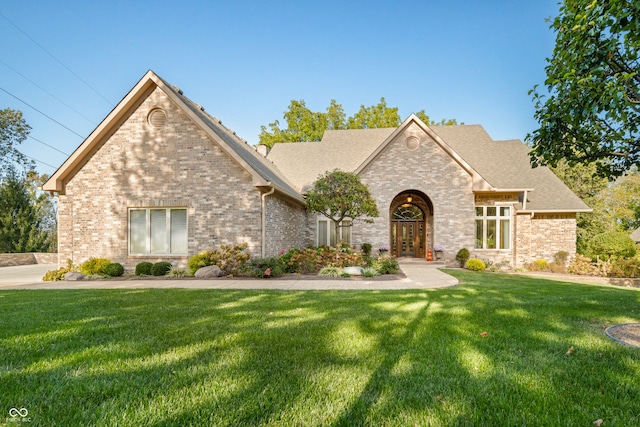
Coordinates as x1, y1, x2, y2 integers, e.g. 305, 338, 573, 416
305, 170, 379, 245
527, 0, 640, 179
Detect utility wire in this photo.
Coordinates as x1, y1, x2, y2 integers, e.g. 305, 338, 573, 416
0, 87, 85, 139
23, 153, 58, 170
0, 11, 114, 107
28, 135, 71, 156
0, 58, 98, 126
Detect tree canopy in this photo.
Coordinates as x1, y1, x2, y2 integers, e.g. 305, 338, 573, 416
0, 167, 57, 253
528, 0, 640, 179
259, 98, 460, 148
305, 170, 379, 244
0, 108, 33, 178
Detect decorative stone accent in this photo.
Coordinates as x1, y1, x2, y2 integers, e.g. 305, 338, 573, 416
65, 272, 86, 281
344, 266, 364, 276
194, 265, 223, 278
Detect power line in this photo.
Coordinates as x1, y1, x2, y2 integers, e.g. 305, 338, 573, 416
23, 153, 58, 170
28, 135, 71, 156
0, 58, 98, 126
0, 11, 114, 107
0, 87, 85, 139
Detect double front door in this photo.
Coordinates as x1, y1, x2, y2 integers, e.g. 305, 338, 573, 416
391, 221, 425, 258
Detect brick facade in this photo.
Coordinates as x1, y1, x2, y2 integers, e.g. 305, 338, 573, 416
57, 87, 301, 271
515, 213, 577, 266
264, 194, 311, 256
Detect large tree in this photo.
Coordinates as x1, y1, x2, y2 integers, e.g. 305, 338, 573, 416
259, 99, 459, 148
0, 167, 56, 253
305, 170, 379, 245
528, 0, 640, 179
0, 108, 34, 178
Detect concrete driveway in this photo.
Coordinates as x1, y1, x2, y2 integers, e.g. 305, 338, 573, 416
0, 264, 56, 284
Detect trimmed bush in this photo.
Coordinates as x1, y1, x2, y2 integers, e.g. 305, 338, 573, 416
135, 262, 153, 276
587, 231, 636, 260
553, 251, 569, 265
243, 257, 284, 278
151, 262, 172, 276
455, 248, 470, 267
103, 263, 125, 277
187, 244, 250, 275
465, 258, 486, 272
43, 259, 77, 282
80, 257, 112, 276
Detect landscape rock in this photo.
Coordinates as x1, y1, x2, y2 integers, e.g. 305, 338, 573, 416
195, 265, 223, 278
343, 266, 364, 276
65, 272, 86, 281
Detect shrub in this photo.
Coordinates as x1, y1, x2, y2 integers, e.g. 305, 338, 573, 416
151, 262, 172, 276
80, 257, 112, 276
608, 256, 640, 278
363, 267, 379, 277
168, 267, 189, 277
361, 243, 372, 257
455, 248, 470, 267
103, 263, 124, 277
43, 259, 78, 282
568, 254, 611, 276
465, 258, 486, 272
285, 246, 366, 274
553, 251, 569, 265
526, 259, 549, 272
318, 266, 343, 277
376, 256, 399, 275
243, 257, 284, 278
587, 231, 637, 260
187, 243, 250, 275
135, 262, 154, 276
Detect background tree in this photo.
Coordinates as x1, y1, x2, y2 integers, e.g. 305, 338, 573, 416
528, 0, 640, 179
259, 99, 460, 148
305, 170, 379, 245
601, 167, 640, 231
0, 108, 34, 178
415, 110, 462, 126
0, 167, 57, 253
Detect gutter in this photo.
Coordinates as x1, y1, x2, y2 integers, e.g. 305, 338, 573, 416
261, 185, 276, 257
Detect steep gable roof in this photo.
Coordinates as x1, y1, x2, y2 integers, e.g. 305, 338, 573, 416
43, 70, 302, 202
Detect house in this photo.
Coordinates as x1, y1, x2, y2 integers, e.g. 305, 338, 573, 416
43, 70, 591, 271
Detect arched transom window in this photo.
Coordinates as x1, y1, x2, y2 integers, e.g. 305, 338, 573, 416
392, 204, 424, 220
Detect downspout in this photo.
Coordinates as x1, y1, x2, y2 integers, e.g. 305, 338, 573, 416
261, 185, 276, 257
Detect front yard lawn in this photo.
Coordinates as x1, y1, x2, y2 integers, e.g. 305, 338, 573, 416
1, 271, 639, 426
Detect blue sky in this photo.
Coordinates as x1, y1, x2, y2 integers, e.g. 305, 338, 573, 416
1, 0, 560, 176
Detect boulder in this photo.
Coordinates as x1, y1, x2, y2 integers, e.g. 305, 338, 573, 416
65, 272, 86, 281
343, 266, 364, 276
195, 265, 223, 278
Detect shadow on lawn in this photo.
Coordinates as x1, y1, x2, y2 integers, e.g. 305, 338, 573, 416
1, 273, 639, 426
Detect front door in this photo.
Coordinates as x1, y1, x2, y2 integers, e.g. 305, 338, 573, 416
391, 220, 425, 258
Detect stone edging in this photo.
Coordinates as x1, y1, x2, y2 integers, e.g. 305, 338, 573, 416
605, 323, 640, 348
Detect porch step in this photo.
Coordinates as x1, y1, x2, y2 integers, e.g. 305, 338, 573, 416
396, 258, 446, 265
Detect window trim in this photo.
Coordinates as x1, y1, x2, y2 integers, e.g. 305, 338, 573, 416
128, 207, 188, 256
474, 206, 511, 250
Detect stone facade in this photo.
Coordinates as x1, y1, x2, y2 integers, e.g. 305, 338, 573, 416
0, 253, 58, 267
57, 87, 275, 271
515, 213, 577, 266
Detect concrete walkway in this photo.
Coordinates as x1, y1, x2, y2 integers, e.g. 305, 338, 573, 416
0, 261, 458, 290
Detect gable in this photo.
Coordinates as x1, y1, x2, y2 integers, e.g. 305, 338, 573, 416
43, 70, 303, 203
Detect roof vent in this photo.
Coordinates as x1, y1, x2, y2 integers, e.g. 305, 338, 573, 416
148, 108, 167, 128
257, 145, 269, 156
172, 85, 183, 95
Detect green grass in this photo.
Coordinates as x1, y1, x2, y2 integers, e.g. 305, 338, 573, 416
1, 271, 639, 426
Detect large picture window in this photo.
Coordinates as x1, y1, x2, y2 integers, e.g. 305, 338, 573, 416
129, 208, 187, 255
475, 206, 510, 249
317, 218, 351, 246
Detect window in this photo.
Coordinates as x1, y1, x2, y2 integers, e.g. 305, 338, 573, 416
317, 218, 351, 246
129, 208, 187, 255
475, 206, 510, 249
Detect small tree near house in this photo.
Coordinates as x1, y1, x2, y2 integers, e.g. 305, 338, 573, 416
305, 170, 379, 246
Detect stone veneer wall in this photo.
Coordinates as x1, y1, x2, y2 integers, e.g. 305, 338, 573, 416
57, 87, 262, 271
515, 213, 577, 266
264, 194, 311, 256
356, 124, 475, 262
0, 253, 58, 267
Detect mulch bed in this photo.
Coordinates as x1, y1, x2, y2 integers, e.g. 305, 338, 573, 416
605, 323, 640, 347
94, 272, 407, 281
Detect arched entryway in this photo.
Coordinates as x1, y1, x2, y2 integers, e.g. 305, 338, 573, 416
390, 191, 433, 258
